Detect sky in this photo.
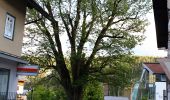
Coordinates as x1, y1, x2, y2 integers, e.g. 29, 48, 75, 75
132, 11, 167, 57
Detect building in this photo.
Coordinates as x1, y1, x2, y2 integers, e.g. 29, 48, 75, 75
152, 0, 170, 99
131, 63, 166, 100
0, 1, 28, 99
0, 0, 47, 99
143, 63, 166, 100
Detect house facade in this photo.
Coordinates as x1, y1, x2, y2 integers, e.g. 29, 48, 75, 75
0, 0, 28, 99
0, 0, 45, 99
143, 63, 166, 100
131, 63, 166, 100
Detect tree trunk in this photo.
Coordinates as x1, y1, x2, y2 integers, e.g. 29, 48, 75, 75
65, 86, 83, 100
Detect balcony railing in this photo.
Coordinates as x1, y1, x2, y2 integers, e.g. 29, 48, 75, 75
0, 92, 17, 100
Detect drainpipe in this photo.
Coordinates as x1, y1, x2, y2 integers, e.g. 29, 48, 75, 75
167, 0, 170, 100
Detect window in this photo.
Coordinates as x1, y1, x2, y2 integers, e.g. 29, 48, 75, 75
161, 74, 166, 81
4, 13, 15, 40
156, 74, 166, 82
0, 68, 10, 99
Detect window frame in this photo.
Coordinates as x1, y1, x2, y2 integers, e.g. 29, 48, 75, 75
4, 13, 16, 40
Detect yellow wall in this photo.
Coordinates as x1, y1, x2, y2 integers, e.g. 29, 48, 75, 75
149, 74, 156, 83
0, 0, 26, 56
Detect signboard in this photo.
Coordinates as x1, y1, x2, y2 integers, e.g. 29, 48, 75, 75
17, 65, 39, 76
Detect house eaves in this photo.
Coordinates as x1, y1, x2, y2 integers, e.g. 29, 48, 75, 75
0, 51, 28, 64
152, 0, 168, 49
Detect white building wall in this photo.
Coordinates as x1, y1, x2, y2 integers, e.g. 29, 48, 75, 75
155, 82, 166, 100
0, 58, 18, 92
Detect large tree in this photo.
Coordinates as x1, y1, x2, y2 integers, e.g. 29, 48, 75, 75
24, 0, 151, 99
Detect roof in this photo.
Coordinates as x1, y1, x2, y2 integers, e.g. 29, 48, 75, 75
152, 0, 168, 49
143, 63, 165, 74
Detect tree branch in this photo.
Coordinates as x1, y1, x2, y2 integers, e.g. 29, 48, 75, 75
72, 0, 81, 37
103, 35, 124, 38
112, 17, 136, 25
25, 18, 43, 25
85, 16, 115, 67
44, 2, 73, 91
77, 10, 87, 54
36, 22, 59, 58
70, 0, 82, 82
77, 3, 98, 55
85, 0, 123, 67
45, 1, 64, 56
58, 1, 72, 42
70, 0, 81, 55
68, 14, 74, 29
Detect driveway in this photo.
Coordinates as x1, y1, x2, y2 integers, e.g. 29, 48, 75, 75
104, 96, 129, 100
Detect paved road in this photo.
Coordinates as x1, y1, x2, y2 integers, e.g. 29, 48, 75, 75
104, 96, 129, 100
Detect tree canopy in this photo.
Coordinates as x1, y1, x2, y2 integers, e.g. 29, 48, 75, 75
24, 0, 151, 99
